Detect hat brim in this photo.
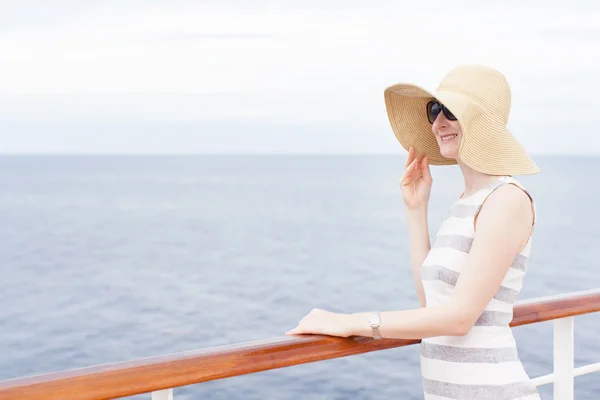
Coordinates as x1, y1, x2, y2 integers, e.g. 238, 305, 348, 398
384, 83, 457, 166
384, 83, 540, 175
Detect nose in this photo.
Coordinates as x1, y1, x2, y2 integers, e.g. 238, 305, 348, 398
431, 112, 449, 134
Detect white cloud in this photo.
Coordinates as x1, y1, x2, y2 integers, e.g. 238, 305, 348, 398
2, 5, 600, 93
0, 2, 599, 153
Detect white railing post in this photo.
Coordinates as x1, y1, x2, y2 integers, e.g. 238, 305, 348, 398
554, 317, 574, 400
152, 389, 174, 400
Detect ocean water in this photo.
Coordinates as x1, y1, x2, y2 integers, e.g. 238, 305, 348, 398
0, 155, 599, 400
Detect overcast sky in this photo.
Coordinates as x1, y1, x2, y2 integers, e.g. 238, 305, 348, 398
0, 0, 599, 154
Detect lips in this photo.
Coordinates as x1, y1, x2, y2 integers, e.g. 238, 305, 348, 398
439, 133, 457, 142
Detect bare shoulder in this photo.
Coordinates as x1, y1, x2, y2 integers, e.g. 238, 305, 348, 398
483, 183, 533, 219
476, 184, 534, 246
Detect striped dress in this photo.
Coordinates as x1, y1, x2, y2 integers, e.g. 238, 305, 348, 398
420, 176, 541, 400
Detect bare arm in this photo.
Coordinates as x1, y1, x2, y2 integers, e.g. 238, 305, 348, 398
399, 147, 433, 307
406, 207, 430, 307
347, 184, 533, 339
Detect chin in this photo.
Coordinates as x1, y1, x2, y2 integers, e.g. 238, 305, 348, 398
439, 146, 459, 159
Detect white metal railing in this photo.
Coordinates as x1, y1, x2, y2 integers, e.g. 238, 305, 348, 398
151, 389, 173, 400
529, 316, 600, 399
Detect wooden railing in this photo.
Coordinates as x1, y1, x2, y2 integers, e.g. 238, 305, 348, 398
1, 289, 600, 400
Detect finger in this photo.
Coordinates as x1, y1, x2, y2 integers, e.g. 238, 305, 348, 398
400, 158, 418, 184
409, 157, 418, 169
422, 156, 432, 182
402, 157, 418, 175
404, 146, 415, 169
285, 327, 307, 335
409, 157, 419, 173
285, 326, 300, 335
415, 158, 423, 179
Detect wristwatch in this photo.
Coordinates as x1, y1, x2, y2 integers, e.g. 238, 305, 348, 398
369, 312, 381, 339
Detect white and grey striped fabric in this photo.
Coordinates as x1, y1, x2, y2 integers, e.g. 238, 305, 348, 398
420, 176, 541, 400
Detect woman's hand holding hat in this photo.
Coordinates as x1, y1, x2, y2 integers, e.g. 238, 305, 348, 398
400, 146, 432, 210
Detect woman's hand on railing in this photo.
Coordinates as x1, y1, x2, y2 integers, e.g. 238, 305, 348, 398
285, 308, 355, 337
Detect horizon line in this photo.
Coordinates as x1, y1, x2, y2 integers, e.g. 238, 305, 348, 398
0, 152, 597, 157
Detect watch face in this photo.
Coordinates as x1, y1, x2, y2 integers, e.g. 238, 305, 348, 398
370, 315, 380, 327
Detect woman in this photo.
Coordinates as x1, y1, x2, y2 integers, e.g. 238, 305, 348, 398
286, 65, 541, 399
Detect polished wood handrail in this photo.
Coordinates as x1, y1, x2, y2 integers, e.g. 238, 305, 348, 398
1, 289, 599, 400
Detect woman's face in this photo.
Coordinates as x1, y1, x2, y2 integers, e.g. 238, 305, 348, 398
431, 110, 462, 159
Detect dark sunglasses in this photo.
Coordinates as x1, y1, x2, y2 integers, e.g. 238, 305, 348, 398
426, 100, 457, 124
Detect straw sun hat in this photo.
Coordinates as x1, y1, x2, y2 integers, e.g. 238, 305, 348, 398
384, 64, 539, 175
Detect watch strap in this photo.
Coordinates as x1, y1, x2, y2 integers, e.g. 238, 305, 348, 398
369, 312, 381, 339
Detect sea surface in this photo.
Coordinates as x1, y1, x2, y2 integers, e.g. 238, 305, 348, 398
1, 155, 599, 400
